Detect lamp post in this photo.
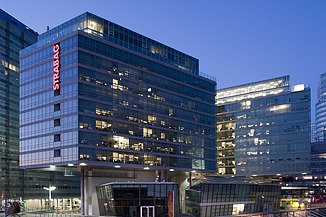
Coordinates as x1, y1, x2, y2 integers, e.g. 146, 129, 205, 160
261, 196, 266, 214
43, 186, 56, 210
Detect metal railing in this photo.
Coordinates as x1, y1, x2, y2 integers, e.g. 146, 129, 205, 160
199, 71, 217, 83
235, 207, 326, 217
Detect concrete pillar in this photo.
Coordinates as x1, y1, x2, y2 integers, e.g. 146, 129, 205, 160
167, 171, 189, 214
69, 198, 72, 211
81, 168, 85, 215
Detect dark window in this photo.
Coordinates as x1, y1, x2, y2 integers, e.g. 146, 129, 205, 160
54, 119, 61, 127
54, 149, 61, 157
54, 134, 61, 142
54, 89, 60, 96
54, 103, 60, 111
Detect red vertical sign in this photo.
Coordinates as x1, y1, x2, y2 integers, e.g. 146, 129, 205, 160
168, 191, 174, 217
53, 43, 60, 90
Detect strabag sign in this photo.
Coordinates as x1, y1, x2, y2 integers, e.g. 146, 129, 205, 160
53, 43, 60, 90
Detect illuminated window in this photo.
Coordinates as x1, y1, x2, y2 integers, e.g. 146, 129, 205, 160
96, 120, 111, 130
112, 79, 119, 89
148, 115, 156, 123
80, 154, 90, 159
86, 19, 103, 33
155, 158, 162, 166
218, 168, 226, 175
96, 108, 112, 116
111, 79, 128, 91
79, 123, 91, 129
112, 136, 129, 149
144, 155, 155, 166
1, 60, 18, 72
269, 104, 290, 113
132, 143, 143, 151
143, 128, 153, 137
241, 100, 251, 109
113, 152, 124, 162
97, 155, 107, 161
168, 108, 173, 116
160, 133, 166, 139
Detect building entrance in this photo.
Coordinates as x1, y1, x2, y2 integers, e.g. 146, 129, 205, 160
140, 206, 155, 217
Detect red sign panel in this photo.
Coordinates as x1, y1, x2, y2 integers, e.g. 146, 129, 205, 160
168, 191, 174, 217
53, 43, 60, 90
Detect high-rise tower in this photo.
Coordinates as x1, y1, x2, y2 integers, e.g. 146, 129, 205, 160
0, 8, 38, 202
216, 76, 311, 177
315, 73, 326, 141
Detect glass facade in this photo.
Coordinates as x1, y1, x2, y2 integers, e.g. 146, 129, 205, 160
315, 72, 326, 141
185, 182, 280, 217
19, 12, 216, 172
97, 182, 180, 217
0, 9, 80, 206
311, 141, 326, 176
0, 8, 37, 202
216, 76, 311, 176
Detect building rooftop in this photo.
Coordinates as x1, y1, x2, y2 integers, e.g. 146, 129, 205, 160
21, 12, 205, 76
0, 8, 38, 36
98, 182, 177, 187
216, 76, 290, 104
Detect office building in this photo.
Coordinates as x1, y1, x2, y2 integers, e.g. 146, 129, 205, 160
0, 9, 79, 209
0, 8, 38, 203
216, 76, 311, 176
315, 72, 326, 141
311, 123, 316, 142
185, 182, 280, 217
311, 141, 326, 178
19, 12, 216, 215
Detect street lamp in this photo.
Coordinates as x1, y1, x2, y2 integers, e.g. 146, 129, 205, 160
43, 186, 56, 210
261, 196, 266, 214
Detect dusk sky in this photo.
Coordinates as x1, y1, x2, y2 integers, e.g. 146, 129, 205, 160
1, 0, 325, 119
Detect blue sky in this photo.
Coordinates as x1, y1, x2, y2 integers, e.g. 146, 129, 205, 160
1, 0, 325, 119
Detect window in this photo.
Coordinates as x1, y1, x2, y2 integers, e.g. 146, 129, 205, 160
54, 149, 61, 157
143, 128, 153, 138
54, 89, 60, 96
54, 103, 60, 111
54, 119, 61, 127
54, 134, 61, 142
148, 115, 156, 123
160, 133, 166, 139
